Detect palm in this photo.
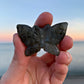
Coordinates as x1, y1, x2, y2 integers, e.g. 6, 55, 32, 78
23, 56, 64, 84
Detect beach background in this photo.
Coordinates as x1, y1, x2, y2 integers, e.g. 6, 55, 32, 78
0, 41, 84, 84
0, 0, 84, 84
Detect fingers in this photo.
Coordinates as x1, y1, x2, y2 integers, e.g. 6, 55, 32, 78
40, 50, 72, 66
50, 51, 72, 83
56, 51, 72, 65
34, 12, 53, 27
59, 35, 73, 51
50, 64, 68, 84
13, 33, 26, 56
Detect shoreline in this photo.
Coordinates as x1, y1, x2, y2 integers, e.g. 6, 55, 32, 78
0, 40, 84, 43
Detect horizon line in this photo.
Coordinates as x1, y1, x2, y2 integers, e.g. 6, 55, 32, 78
0, 40, 84, 43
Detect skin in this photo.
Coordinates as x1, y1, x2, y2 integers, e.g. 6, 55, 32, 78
0, 12, 73, 84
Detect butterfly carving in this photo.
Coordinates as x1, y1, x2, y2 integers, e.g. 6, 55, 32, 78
17, 22, 68, 56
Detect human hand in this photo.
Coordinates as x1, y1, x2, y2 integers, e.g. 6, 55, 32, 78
0, 12, 73, 84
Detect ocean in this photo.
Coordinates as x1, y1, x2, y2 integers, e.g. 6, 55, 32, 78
0, 41, 84, 77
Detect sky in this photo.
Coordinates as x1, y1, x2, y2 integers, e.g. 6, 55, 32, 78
0, 0, 84, 42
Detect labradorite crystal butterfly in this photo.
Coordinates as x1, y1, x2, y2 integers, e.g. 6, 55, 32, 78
17, 22, 68, 56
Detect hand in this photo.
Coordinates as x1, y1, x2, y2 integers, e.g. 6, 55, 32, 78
0, 12, 73, 84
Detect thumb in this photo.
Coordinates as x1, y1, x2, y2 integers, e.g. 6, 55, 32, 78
1, 34, 35, 83
13, 33, 36, 65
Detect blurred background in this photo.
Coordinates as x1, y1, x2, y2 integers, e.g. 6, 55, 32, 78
0, 0, 84, 84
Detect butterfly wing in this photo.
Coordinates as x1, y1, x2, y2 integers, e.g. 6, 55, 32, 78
17, 24, 41, 56
44, 43, 60, 56
51, 22, 68, 45
25, 44, 41, 56
32, 25, 41, 45
17, 24, 33, 46
43, 22, 68, 56
43, 24, 60, 56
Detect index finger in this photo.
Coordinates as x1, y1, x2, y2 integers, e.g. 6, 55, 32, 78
59, 35, 73, 51
34, 12, 53, 27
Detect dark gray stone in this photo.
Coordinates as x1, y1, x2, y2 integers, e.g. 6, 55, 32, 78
17, 22, 68, 56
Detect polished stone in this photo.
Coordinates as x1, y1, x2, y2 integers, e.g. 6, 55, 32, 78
17, 22, 68, 56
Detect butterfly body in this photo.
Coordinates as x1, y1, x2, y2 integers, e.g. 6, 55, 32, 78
17, 22, 68, 56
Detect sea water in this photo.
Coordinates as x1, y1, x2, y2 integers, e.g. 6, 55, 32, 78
0, 41, 84, 76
